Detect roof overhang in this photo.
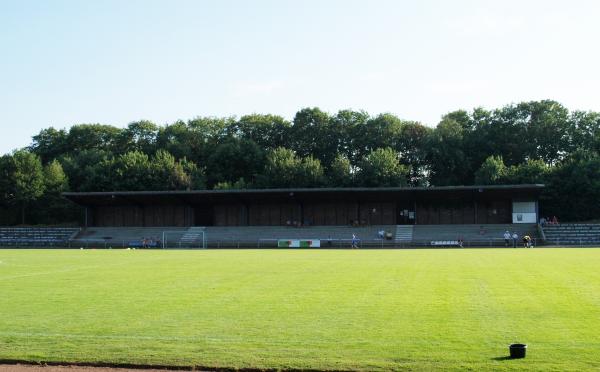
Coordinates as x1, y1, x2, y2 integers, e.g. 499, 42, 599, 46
63, 185, 545, 207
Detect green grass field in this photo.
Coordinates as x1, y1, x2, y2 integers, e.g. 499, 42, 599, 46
1, 248, 599, 371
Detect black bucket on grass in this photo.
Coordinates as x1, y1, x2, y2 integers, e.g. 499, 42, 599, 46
509, 343, 527, 358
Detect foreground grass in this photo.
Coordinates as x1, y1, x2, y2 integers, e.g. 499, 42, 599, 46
0, 248, 599, 371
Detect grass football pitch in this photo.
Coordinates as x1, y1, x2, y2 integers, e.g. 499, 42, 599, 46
1, 248, 599, 371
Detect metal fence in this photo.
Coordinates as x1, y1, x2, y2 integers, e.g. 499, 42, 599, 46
0, 237, 547, 249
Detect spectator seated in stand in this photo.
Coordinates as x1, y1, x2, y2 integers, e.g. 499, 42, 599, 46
129, 239, 159, 248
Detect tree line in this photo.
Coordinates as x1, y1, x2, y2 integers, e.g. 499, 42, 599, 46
1, 100, 599, 225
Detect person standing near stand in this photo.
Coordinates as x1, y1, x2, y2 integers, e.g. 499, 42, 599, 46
351, 234, 359, 249
504, 230, 511, 247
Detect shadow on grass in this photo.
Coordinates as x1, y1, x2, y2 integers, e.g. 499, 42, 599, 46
491, 356, 514, 361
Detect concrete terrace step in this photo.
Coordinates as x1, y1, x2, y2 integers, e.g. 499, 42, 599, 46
202, 225, 394, 243
545, 232, 600, 236
412, 224, 537, 242
541, 224, 600, 245
0, 227, 79, 243
70, 224, 546, 248
75, 227, 188, 243
544, 228, 600, 231
395, 225, 414, 242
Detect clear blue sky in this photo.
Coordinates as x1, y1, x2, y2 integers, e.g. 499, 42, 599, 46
1, 0, 599, 154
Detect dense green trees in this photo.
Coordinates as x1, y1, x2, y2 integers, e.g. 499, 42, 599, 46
10, 151, 46, 224
474, 156, 507, 185
206, 138, 265, 186
1, 100, 599, 224
259, 147, 325, 188
541, 150, 600, 221
357, 148, 408, 187
0, 151, 65, 224
327, 154, 354, 187
31, 160, 74, 224
427, 117, 470, 186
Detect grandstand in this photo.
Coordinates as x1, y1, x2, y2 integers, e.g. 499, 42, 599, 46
17, 222, 600, 248
202, 225, 387, 248
541, 224, 600, 245
0, 224, 541, 248
74, 227, 188, 248
71, 225, 388, 248
0, 185, 545, 249
0, 227, 79, 247
63, 185, 543, 228
68, 223, 539, 248
412, 224, 538, 246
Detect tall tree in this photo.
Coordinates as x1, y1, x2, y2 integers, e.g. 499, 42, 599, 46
259, 147, 299, 188
156, 117, 235, 164
11, 150, 45, 224
116, 120, 159, 155
474, 156, 507, 185
427, 118, 470, 185
157, 120, 205, 162
504, 159, 550, 184
32, 160, 74, 224
357, 148, 408, 187
327, 154, 354, 187
43, 159, 69, 194
484, 105, 529, 166
259, 147, 324, 188
59, 149, 113, 191
542, 150, 600, 221
520, 100, 570, 164
330, 110, 370, 163
295, 155, 325, 187
350, 113, 404, 163
0, 155, 17, 225
186, 116, 236, 162
568, 110, 600, 153
179, 158, 206, 190
30, 127, 69, 164
150, 150, 194, 190
231, 114, 291, 150
289, 108, 338, 167
206, 138, 265, 187
66, 124, 123, 154
110, 151, 152, 191
396, 122, 432, 186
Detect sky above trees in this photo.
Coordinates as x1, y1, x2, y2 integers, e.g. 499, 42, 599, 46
1, 0, 599, 154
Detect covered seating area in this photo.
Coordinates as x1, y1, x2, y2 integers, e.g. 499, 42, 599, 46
63, 185, 543, 228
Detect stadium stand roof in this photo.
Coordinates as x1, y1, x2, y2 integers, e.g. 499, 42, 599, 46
63, 185, 544, 206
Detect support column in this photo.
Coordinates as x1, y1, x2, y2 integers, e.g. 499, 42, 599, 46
413, 200, 418, 225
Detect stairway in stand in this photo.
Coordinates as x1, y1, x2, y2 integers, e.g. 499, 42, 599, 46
395, 225, 414, 242
179, 227, 206, 246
